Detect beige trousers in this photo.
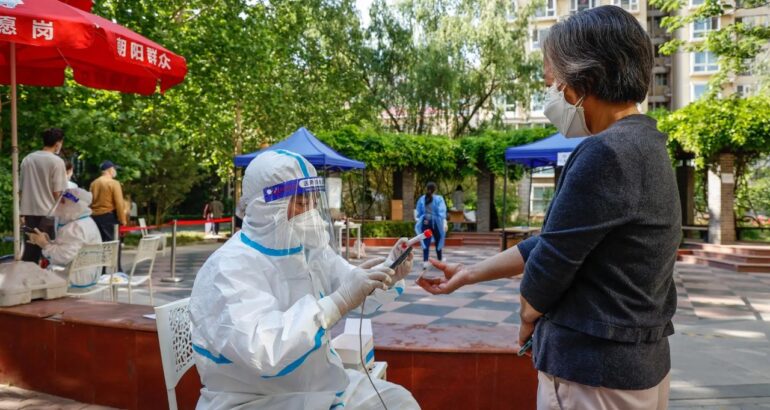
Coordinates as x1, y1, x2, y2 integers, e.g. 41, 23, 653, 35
537, 371, 670, 410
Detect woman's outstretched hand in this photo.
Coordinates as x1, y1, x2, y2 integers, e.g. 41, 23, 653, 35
416, 258, 472, 295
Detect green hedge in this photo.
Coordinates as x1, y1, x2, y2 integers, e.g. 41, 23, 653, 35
317, 125, 555, 178
360, 221, 415, 238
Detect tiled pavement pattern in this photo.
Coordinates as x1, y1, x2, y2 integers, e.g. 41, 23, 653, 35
353, 248, 770, 330
121, 242, 770, 327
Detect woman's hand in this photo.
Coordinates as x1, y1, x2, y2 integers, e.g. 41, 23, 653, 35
517, 319, 536, 357
416, 259, 473, 295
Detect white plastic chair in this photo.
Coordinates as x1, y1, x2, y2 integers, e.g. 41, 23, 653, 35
63, 241, 119, 301
155, 297, 195, 410
139, 217, 166, 256
100, 236, 160, 305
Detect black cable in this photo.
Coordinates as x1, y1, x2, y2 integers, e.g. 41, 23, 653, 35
359, 299, 388, 410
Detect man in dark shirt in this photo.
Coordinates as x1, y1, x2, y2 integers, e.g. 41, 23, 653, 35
418, 6, 680, 409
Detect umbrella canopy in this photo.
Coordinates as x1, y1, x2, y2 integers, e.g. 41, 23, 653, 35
1, 0, 188, 259
0, 0, 187, 94
234, 127, 366, 171
505, 133, 587, 168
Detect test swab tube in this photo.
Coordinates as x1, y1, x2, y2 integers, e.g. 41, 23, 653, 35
403, 229, 432, 248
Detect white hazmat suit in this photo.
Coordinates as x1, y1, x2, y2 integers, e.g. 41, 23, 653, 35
27, 188, 102, 286
190, 150, 419, 410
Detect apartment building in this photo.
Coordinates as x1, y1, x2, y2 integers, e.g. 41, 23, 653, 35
500, 0, 769, 126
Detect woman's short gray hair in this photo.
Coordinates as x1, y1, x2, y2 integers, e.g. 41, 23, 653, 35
542, 5, 653, 103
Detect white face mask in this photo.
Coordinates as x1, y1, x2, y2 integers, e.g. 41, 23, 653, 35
290, 209, 330, 249
543, 83, 592, 138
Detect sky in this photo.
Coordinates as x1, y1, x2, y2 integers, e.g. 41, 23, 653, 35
356, 0, 374, 27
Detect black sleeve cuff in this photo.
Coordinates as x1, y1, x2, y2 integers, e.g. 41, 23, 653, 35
516, 236, 540, 262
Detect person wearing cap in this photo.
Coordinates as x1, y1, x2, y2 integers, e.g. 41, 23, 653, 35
89, 160, 127, 244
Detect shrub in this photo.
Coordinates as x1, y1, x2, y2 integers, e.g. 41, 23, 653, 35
360, 221, 415, 238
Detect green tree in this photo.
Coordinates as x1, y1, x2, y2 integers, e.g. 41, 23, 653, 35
658, 96, 770, 215
360, 0, 542, 137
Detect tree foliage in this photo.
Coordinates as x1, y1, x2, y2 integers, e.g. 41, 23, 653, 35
360, 0, 543, 137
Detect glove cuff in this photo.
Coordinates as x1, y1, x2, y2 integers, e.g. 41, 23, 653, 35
317, 295, 342, 329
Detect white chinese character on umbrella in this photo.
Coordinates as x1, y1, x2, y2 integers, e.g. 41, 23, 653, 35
117, 37, 127, 57
32, 20, 53, 40
146, 47, 157, 65
158, 53, 171, 70
0, 16, 17, 35
130, 42, 143, 61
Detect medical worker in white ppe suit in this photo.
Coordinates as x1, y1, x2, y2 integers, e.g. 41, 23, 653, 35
26, 188, 102, 286
190, 149, 420, 410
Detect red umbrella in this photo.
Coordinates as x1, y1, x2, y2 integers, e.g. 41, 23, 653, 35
0, 0, 188, 259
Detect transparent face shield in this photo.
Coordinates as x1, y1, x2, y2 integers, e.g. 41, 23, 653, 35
46, 190, 81, 220
262, 176, 338, 254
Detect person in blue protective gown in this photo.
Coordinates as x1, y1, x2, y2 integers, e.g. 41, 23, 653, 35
189, 149, 419, 410
414, 182, 447, 270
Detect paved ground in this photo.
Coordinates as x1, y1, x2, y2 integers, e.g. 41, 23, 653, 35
7, 239, 770, 408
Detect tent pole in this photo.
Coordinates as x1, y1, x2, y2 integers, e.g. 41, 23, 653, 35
359, 167, 366, 258
502, 164, 508, 250
527, 168, 533, 228
11, 43, 20, 260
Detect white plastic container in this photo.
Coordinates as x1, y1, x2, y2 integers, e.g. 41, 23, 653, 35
0, 261, 67, 307
331, 318, 375, 371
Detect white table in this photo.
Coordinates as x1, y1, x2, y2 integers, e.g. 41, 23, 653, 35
334, 221, 362, 258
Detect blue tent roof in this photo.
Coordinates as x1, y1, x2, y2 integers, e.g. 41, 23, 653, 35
234, 127, 365, 170
505, 133, 587, 168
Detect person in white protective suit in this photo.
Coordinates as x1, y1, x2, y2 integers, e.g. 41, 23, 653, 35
26, 188, 102, 286
189, 149, 420, 410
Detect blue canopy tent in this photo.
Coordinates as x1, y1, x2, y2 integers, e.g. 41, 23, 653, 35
234, 127, 365, 171
502, 133, 587, 228
233, 127, 366, 258
504, 132, 586, 168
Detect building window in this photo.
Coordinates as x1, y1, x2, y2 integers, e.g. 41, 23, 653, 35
613, 0, 639, 12
736, 15, 770, 28
571, 0, 596, 13
692, 51, 719, 73
691, 83, 708, 101
531, 28, 549, 50
530, 91, 545, 116
655, 73, 669, 86
497, 94, 517, 113
736, 84, 753, 97
508, 0, 518, 21
692, 17, 719, 40
531, 185, 555, 215
535, 0, 556, 18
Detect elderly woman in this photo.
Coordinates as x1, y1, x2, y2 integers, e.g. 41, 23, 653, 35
418, 6, 680, 409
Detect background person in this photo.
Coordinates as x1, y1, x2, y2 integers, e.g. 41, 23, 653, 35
418, 6, 679, 409
19, 128, 68, 263
27, 188, 102, 287
415, 182, 446, 269
190, 150, 417, 409
64, 160, 78, 189
208, 197, 224, 235
90, 160, 127, 241
90, 160, 127, 270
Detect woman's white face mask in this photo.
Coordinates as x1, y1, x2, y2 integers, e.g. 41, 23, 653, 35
543, 83, 592, 138
290, 209, 331, 249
